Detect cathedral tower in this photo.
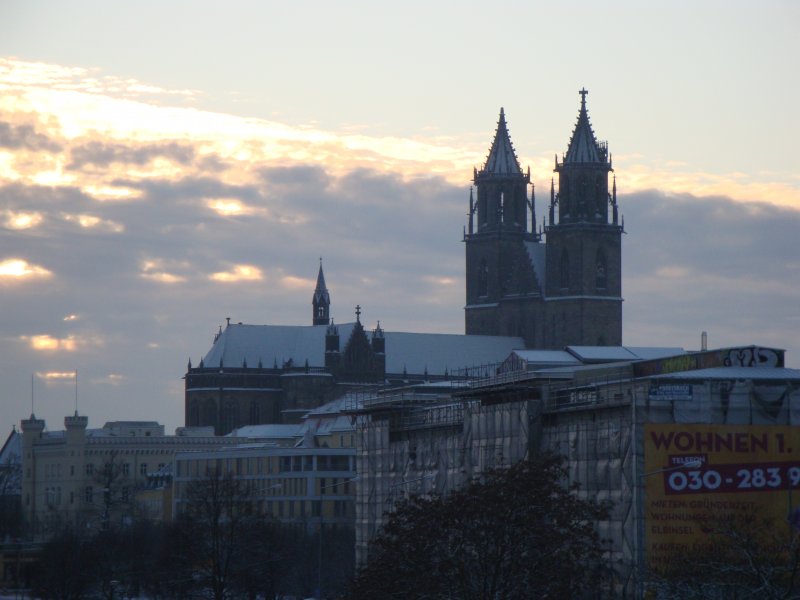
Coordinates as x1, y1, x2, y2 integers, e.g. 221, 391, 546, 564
544, 89, 622, 346
312, 259, 331, 326
464, 109, 540, 342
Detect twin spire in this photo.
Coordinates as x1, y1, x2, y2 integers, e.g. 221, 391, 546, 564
563, 88, 608, 164
480, 90, 608, 174
479, 107, 523, 176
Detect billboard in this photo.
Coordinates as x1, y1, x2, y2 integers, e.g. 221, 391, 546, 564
644, 424, 800, 571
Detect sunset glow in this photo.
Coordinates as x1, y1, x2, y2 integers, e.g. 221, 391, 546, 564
0, 259, 52, 279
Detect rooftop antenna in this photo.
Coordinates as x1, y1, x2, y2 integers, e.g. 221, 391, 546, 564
74, 369, 79, 415
31, 373, 34, 416
701, 331, 708, 352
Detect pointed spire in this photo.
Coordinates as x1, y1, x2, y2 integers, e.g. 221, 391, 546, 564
478, 107, 523, 176
563, 88, 608, 164
313, 258, 331, 326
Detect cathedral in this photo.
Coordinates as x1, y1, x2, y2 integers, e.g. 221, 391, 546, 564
465, 89, 622, 347
184, 89, 623, 434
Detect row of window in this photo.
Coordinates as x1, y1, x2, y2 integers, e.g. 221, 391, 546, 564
176, 455, 352, 478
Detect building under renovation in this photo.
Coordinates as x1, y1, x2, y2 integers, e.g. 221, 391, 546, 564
350, 344, 800, 597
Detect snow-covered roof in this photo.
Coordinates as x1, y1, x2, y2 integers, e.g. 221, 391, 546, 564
202, 323, 525, 376
511, 350, 581, 366
479, 108, 523, 176
566, 346, 685, 363
648, 367, 800, 381
228, 424, 302, 439
0, 430, 20, 465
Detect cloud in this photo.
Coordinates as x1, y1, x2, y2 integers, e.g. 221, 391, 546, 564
67, 140, 196, 169
0, 258, 52, 279
206, 198, 260, 217
210, 264, 263, 282
140, 259, 188, 283
36, 371, 76, 381
0, 121, 62, 152
23, 334, 79, 351
3, 210, 43, 229
61, 212, 125, 232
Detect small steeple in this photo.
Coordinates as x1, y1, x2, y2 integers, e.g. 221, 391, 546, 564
312, 258, 331, 326
478, 107, 523, 176
563, 88, 608, 164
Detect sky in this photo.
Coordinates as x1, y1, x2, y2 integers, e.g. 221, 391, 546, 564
0, 0, 798, 433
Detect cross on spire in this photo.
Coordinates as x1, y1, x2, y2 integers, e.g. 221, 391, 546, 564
579, 87, 588, 105
355, 304, 361, 322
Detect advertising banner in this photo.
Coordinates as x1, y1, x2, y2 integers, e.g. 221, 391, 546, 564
644, 424, 800, 570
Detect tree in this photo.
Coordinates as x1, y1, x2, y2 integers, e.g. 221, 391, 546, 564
649, 511, 800, 599
30, 526, 96, 600
0, 451, 22, 538
348, 452, 611, 600
175, 469, 285, 600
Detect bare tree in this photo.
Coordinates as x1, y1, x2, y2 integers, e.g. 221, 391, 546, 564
349, 452, 612, 600
0, 451, 22, 538
175, 469, 284, 600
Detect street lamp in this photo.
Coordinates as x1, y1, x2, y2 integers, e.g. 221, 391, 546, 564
316, 476, 359, 600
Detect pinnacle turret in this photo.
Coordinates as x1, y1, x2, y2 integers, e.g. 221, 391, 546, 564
478, 107, 523, 177
312, 258, 331, 325
563, 88, 608, 164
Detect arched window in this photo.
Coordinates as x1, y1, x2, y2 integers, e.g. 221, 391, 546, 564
478, 258, 489, 297
595, 248, 607, 291
560, 250, 570, 291
595, 175, 605, 219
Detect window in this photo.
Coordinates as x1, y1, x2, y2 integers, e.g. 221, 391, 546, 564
560, 250, 570, 290
122, 463, 130, 476
86, 463, 94, 476
70, 465, 75, 476
85, 486, 94, 504
595, 248, 607, 291
477, 258, 488, 297
140, 463, 148, 476
122, 487, 129, 502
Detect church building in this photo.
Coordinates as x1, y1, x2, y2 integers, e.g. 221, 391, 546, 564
184, 90, 624, 433
465, 89, 623, 347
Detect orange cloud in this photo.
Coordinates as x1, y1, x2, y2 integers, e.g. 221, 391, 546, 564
210, 264, 263, 282
3, 211, 43, 230
0, 258, 52, 280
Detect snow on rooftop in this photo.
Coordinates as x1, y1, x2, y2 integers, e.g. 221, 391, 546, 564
228, 424, 302, 439
202, 323, 524, 375
649, 367, 800, 381
566, 346, 686, 363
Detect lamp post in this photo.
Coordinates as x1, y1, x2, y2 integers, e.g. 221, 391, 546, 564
316, 476, 359, 600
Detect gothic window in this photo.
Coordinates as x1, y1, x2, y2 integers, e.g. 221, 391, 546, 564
595, 175, 604, 219
478, 258, 488, 297
595, 249, 607, 291
560, 250, 570, 291
578, 175, 588, 216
